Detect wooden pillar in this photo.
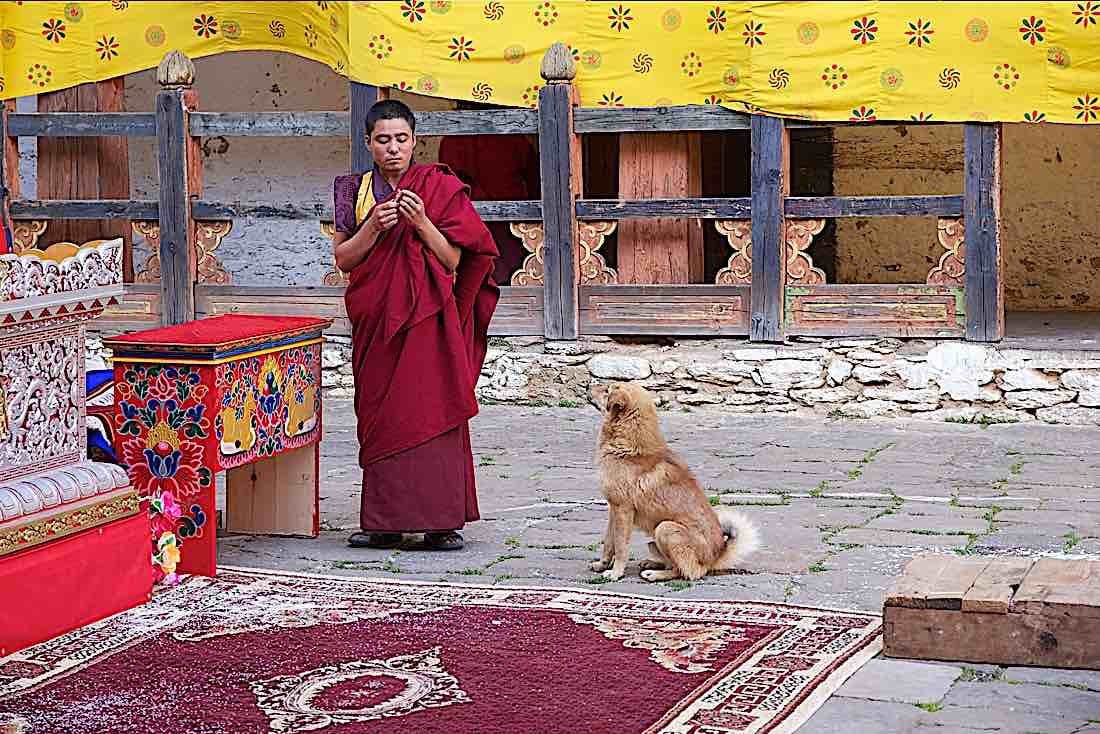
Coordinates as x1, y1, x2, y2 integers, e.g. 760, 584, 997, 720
349, 81, 381, 173
964, 123, 1003, 342
617, 133, 703, 283
97, 79, 134, 281
537, 43, 580, 340
749, 115, 789, 343
155, 52, 198, 326
1, 101, 17, 252
36, 80, 132, 272
37, 84, 97, 246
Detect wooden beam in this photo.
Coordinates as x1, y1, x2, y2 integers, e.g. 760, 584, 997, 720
9, 200, 158, 219
188, 108, 539, 139
189, 111, 348, 137
579, 285, 749, 335
884, 556, 1100, 668
575, 105, 751, 133
155, 52, 198, 326
7, 109, 957, 140
417, 109, 540, 135
471, 200, 542, 222
572, 107, 962, 134
577, 197, 750, 220
349, 82, 377, 172
10, 198, 542, 223
191, 284, 545, 338
749, 115, 789, 342
785, 284, 965, 338
574, 196, 957, 220
537, 45, 580, 340
193, 201, 324, 220
786, 195, 963, 218
964, 123, 1004, 342
6, 112, 156, 137
192, 199, 541, 222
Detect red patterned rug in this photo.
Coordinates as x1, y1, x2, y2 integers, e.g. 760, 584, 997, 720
0, 568, 880, 734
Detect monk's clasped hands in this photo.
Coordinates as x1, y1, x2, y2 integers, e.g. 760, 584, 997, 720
395, 189, 429, 233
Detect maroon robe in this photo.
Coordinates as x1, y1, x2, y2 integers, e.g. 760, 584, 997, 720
333, 164, 499, 532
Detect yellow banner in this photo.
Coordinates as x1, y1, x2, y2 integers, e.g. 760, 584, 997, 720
2, 2, 1098, 124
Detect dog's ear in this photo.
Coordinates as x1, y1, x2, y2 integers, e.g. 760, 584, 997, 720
606, 388, 627, 418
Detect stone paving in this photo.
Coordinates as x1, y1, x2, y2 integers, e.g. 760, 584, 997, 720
219, 399, 1100, 733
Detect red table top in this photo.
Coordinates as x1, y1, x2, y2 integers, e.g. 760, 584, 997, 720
104, 314, 332, 359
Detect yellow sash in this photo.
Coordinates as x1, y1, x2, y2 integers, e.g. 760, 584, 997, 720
354, 172, 376, 227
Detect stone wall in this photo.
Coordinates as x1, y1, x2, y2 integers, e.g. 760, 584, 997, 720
87, 335, 1100, 427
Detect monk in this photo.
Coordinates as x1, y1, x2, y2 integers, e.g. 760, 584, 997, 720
332, 99, 499, 551
437, 101, 540, 284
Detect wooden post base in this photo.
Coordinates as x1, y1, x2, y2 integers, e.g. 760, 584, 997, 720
884, 554, 1100, 669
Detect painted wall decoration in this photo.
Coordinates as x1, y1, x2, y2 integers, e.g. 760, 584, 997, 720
1, 2, 1099, 123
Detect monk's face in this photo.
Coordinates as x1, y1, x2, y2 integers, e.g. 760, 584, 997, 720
368, 118, 416, 177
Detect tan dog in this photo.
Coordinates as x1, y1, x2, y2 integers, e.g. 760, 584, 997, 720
592, 383, 760, 582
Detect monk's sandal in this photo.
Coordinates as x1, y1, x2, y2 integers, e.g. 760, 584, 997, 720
348, 532, 403, 549
425, 531, 464, 551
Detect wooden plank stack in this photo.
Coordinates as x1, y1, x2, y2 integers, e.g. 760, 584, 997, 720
884, 554, 1100, 669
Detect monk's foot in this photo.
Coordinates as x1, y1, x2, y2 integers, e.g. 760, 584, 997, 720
348, 532, 403, 549
425, 531, 464, 551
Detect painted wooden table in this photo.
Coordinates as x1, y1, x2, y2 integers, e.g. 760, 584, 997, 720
104, 314, 332, 578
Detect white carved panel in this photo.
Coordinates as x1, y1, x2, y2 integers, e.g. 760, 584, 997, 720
0, 326, 85, 481
0, 239, 124, 325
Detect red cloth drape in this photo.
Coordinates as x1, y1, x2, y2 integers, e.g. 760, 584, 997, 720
438, 134, 540, 284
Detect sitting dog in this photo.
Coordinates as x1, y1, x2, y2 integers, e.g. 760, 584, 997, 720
591, 383, 760, 582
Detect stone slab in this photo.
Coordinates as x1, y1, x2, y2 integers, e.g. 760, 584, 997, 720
830, 528, 972, 549
796, 698, 927, 734
938, 680, 1100, 731
1003, 667, 1100, 691
864, 512, 989, 535
836, 659, 961, 704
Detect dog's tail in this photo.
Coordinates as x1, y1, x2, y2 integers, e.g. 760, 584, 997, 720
714, 509, 761, 570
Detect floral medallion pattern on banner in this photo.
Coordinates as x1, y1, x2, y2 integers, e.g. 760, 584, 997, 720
0, 2, 1097, 123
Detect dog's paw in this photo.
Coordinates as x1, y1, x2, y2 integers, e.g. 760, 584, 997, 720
638, 559, 666, 571
589, 560, 611, 572
601, 568, 624, 581
641, 569, 676, 582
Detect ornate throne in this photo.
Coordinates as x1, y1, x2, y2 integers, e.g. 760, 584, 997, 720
0, 239, 151, 656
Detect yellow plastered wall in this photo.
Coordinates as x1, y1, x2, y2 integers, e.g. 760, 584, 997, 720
833, 124, 1100, 311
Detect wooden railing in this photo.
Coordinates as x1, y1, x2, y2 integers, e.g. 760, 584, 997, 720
1, 45, 1002, 342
